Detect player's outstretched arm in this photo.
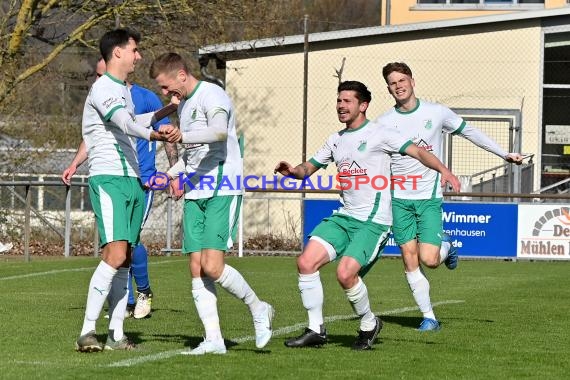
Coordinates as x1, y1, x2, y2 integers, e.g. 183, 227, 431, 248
458, 124, 521, 164
136, 103, 179, 127
404, 144, 461, 192
118, 104, 178, 141
152, 103, 178, 124
274, 161, 318, 179
456, 124, 524, 166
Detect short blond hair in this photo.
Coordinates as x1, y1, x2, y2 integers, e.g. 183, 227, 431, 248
149, 52, 188, 79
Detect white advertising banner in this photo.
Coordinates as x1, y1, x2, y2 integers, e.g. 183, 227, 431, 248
545, 124, 570, 144
517, 205, 570, 260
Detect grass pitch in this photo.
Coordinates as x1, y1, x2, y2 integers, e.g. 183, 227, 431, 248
0, 255, 568, 379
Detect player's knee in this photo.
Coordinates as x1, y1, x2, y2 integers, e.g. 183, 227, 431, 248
201, 261, 224, 279
421, 255, 439, 268
296, 254, 319, 274
336, 267, 358, 289
103, 253, 128, 269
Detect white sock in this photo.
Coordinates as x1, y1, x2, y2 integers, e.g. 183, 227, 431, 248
439, 240, 451, 264
298, 272, 324, 333
193, 277, 222, 341
81, 261, 116, 336
345, 277, 376, 331
108, 267, 129, 340
405, 267, 436, 320
216, 265, 262, 315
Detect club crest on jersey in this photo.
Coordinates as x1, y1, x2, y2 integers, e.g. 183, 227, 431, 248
424, 119, 433, 130
358, 140, 367, 152
191, 108, 197, 120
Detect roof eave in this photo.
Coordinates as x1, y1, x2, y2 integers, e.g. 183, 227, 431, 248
199, 7, 570, 57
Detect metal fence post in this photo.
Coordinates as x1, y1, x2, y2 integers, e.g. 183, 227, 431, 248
166, 196, 172, 257
238, 196, 244, 258
24, 185, 31, 262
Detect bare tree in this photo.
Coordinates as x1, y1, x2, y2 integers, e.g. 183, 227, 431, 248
0, 0, 380, 148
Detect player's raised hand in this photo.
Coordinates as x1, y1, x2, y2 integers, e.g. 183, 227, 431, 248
505, 153, 523, 165
274, 161, 295, 176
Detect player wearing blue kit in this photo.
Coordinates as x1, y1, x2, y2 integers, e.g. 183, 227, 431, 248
127, 84, 178, 319
375, 62, 523, 331
275, 81, 460, 350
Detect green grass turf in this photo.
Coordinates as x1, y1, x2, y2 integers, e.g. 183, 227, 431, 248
0, 256, 568, 379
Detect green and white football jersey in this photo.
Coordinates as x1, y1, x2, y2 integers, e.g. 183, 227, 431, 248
309, 119, 411, 225
82, 73, 140, 177
178, 81, 243, 199
375, 99, 464, 200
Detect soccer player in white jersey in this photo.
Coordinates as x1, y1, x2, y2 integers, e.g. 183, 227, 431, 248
75, 29, 180, 352
375, 62, 523, 331
149, 52, 274, 355
275, 81, 460, 350
63, 58, 179, 321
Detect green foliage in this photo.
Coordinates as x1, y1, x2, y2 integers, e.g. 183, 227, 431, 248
0, 256, 569, 379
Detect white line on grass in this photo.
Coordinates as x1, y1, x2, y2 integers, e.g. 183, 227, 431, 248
0, 259, 186, 281
107, 299, 465, 368
0, 267, 93, 280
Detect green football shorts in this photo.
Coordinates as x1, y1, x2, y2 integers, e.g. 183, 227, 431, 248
391, 197, 443, 246
309, 213, 390, 277
182, 195, 242, 253
88, 175, 145, 247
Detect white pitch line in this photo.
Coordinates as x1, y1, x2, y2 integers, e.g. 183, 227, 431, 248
12, 360, 53, 366
107, 299, 465, 368
0, 267, 92, 281
0, 259, 186, 281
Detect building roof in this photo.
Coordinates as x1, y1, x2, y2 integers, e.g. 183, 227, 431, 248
199, 7, 570, 57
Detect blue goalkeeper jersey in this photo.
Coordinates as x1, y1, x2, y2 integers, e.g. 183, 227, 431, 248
130, 84, 170, 183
